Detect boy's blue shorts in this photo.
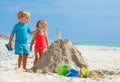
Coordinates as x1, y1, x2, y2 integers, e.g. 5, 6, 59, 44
15, 43, 30, 55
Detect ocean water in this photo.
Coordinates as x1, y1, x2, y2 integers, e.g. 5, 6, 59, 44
72, 42, 120, 47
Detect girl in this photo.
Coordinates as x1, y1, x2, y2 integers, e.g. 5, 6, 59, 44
30, 20, 49, 66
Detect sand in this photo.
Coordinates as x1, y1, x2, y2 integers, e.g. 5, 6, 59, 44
0, 39, 120, 82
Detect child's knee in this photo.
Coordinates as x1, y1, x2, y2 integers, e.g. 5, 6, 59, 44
34, 57, 39, 61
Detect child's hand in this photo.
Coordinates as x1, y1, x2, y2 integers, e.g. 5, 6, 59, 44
31, 30, 37, 35
7, 42, 12, 48
30, 47, 32, 52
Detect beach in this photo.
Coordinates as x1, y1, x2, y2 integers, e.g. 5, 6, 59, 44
0, 39, 120, 82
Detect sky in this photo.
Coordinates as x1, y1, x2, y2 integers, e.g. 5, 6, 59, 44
0, 0, 120, 42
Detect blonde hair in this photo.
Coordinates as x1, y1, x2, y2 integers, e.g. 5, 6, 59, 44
36, 20, 47, 31
17, 10, 30, 19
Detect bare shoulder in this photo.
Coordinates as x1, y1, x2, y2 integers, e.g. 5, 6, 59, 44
44, 32, 48, 36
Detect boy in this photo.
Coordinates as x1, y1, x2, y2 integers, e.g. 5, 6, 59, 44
7, 10, 33, 71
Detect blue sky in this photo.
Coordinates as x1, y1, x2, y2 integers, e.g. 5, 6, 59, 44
0, 0, 120, 42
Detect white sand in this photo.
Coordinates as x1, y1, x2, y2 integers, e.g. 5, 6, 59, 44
0, 39, 120, 82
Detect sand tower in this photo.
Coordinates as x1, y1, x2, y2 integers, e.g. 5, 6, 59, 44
32, 39, 87, 73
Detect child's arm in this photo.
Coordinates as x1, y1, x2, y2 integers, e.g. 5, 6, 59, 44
30, 30, 37, 35
8, 33, 14, 48
45, 33, 49, 47
27, 27, 36, 35
30, 34, 36, 51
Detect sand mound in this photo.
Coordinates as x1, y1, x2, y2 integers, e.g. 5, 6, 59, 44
0, 33, 9, 40
32, 39, 87, 73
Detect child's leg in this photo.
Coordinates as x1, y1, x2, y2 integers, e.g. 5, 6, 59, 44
18, 54, 23, 68
38, 48, 46, 59
22, 44, 30, 69
38, 52, 42, 60
34, 49, 39, 66
23, 55, 28, 69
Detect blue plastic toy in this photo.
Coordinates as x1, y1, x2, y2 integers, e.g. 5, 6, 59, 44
67, 68, 79, 77
5, 44, 13, 51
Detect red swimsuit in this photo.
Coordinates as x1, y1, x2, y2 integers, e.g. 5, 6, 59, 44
35, 32, 47, 52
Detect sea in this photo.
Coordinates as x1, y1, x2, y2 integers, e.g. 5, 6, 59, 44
72, 42, 120, 47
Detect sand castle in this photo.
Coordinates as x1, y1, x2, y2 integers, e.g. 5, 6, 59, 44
32, 39, 87, 73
